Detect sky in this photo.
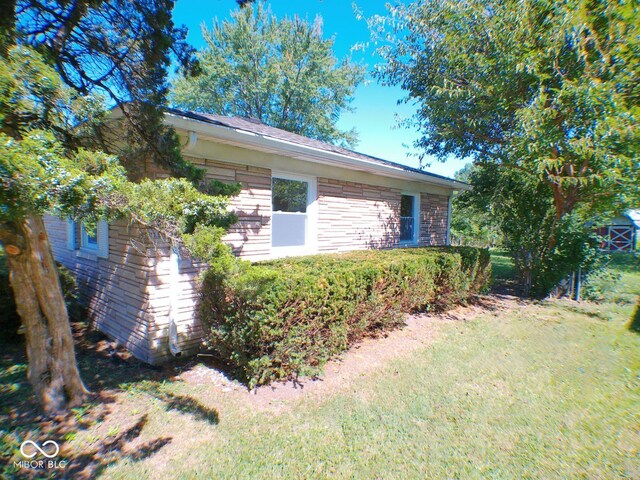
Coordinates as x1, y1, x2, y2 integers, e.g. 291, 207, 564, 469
172, 0, 469, 179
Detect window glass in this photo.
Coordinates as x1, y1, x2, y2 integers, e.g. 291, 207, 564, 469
272, 178, 308, 213
82, 224, 98, 249
401, 195, 414, 218
272, 213, 306, 247
400, 195, 416, 242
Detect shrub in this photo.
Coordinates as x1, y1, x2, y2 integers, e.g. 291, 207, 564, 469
199, 246, 490, 387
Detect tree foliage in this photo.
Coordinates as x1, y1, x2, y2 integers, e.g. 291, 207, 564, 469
449, 164, 501, 248
457, 164, 600, 296
373, 0, 639, 217
6, 0, 203, 180
372, 0, 639, 295
0, 1, 244, 413
172, 3, 365, 147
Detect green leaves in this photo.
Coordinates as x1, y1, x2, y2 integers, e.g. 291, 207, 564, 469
0, 46, 238, 265
0, 131, 124, 223
373, 0, 639, 216
199, 247, 491, 387
171, 3, 365, 147
372, 0, 639, 295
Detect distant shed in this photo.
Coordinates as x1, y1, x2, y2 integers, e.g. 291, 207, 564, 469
596, 210, 640, 252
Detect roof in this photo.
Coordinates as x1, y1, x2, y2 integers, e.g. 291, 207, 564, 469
164, 107, 467, 190
625, 209, 640, 229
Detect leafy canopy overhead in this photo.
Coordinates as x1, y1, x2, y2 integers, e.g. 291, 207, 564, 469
373, 0, 639, 218
6, 0, 203, 180
172, 3, 365, 147
0, 45, 237, 259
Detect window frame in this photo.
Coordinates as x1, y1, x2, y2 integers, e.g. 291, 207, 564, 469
399, 193, 420, 245
69, 219, 109, 259
270, 171, 318, 258
81, 224, 99, 251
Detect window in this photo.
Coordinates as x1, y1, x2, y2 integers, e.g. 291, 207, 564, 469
271, 174, 317, 255
67, 219, 109, 259
272, 177, 309, 248
400, 194, 419, 243
81, 224, 99, 250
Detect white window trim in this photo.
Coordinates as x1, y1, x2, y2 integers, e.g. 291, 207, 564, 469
270, 171, 318, 258
399, 193, 420, 246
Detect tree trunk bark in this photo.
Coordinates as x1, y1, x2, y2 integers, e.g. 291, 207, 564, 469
3, 214, 88, 413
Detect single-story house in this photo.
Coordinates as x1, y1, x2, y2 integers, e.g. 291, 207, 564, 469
596, 210, 640, 252
45, 108, 468, 364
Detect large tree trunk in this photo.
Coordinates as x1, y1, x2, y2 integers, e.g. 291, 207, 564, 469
2, 214, 88, 413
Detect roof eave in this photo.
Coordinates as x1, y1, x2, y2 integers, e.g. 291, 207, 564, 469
164, 112, 468, 191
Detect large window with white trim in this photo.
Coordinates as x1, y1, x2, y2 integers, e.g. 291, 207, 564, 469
400, 194, 419, 243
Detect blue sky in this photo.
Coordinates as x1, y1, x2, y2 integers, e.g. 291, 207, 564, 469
173, 0, 468, 178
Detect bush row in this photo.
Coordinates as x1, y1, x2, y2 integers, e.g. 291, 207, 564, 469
199, 246, 491, 387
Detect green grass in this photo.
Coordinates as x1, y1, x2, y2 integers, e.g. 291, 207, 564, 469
2, 251, 639, 479
490, 249, 517, 283
103, 256, 640, 478
583, 252, 640, 304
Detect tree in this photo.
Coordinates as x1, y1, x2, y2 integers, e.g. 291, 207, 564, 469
449, 164, 501, 248
172, 3, 365, 147
372, 0, 639, 294
0, 1, 243, 413
457, 164, 599, 296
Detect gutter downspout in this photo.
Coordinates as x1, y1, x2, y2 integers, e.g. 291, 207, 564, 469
446, 194, 453, 246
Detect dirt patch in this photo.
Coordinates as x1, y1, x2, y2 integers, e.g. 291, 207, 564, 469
179, 294, 523, 411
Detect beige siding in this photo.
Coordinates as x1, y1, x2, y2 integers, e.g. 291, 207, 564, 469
46, 216, 154, 362
317, 178, 401, 251
420, 193, 449, 245
46, 142, 453, 365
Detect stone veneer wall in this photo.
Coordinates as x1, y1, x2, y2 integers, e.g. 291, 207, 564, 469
45, 216, 156, 362
419, 193, 449, 246
46, 156, 451, 364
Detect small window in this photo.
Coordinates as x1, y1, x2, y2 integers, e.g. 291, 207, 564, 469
272, 177, 309, 249
75, 220, 109, 258
400, 194, 418, 243
81, 224, 99, 250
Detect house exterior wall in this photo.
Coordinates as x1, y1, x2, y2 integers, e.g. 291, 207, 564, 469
46, 136, 453, 364
45, 216, 156, 362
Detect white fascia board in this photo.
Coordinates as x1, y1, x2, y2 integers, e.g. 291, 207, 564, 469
165, 112, 470, 191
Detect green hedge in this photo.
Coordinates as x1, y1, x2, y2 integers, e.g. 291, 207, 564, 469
199, 246, 490, 387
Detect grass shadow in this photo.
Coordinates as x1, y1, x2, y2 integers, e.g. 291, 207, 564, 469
0, 321, 218, 479
60, 414, 172, 479
628, 300, 640, 334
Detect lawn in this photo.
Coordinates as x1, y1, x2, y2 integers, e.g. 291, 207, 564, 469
1, 252, 639, 479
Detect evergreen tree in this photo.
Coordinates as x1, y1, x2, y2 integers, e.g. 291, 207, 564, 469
0, 1, 243, 413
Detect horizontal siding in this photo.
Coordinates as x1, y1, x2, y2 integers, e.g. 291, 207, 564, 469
47, 150, 452, 365
45, 216, 153, 362
420, 193, 449, 245
317, 177, 402, 252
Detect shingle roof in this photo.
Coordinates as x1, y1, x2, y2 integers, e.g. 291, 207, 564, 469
166, 107, 464, 186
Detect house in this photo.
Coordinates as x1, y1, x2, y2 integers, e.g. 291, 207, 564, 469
45, 108, 468, 364
596, 210, 639, 252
